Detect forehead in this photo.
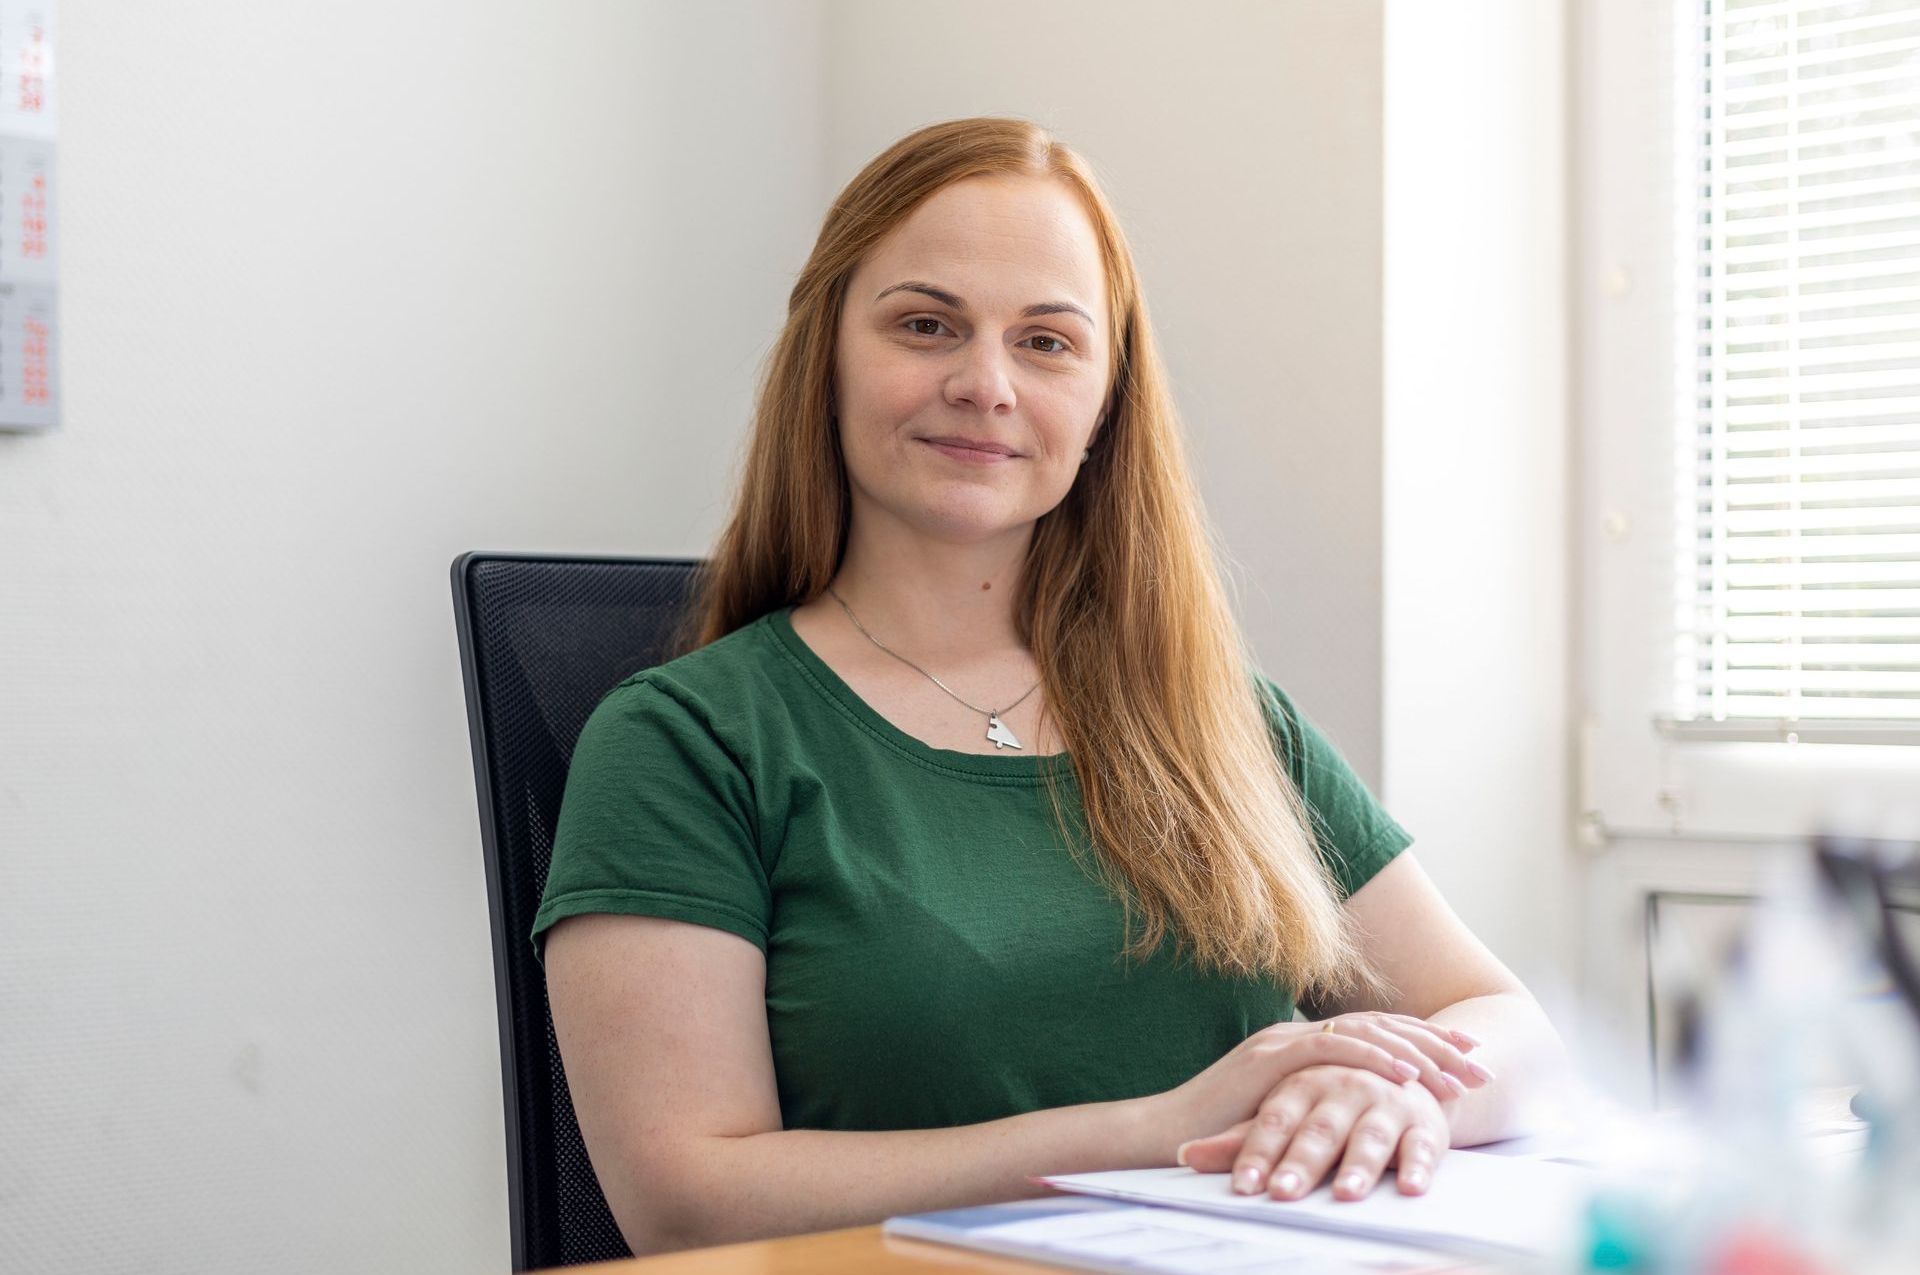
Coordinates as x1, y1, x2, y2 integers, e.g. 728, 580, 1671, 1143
854, 175, 1106, 322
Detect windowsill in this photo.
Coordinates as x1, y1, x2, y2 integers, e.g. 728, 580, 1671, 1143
1654, 717, 1920, 748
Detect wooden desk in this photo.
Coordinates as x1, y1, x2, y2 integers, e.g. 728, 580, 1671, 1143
563, 1224, 1069, 1273
562, 1223, 1494, 1273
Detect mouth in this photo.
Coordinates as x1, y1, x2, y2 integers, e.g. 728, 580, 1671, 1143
918, 435, 1021, 463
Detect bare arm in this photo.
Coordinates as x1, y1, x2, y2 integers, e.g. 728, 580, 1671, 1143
1180, 852, 1574, 1201
545, 911, 1422, 1254
1308, 851, 1572, 1146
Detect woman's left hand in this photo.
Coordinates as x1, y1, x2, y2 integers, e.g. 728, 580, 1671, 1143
1175, 1063, 1456, 1201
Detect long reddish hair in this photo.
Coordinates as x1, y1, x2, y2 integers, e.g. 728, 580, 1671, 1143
689, 117, 1367, 994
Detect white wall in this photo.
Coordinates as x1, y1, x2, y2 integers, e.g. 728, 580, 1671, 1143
0, 4, 825, 1273
1381, 0, 1575, 987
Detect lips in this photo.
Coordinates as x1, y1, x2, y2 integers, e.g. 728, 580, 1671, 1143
919, 435, 1020, 459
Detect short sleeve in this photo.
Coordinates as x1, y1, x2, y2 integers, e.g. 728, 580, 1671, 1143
1255, 677, 1413, 901
529, 675, 770, 966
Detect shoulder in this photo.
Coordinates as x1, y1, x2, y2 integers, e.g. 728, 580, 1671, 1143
572, 610, 794, 766
603, 610, 787, 713
1248, 670, 1413, 895
1248, 673, 1377, 795
1249, 673, 1308, 783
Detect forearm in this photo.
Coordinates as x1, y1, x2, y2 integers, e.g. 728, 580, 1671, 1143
1426, 991, 1573, 1147
646, 1093, 1173, 1253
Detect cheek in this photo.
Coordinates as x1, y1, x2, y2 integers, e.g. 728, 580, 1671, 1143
833, 410, 915, 505
834, 416, 884, 492
839, 333, 935, 419
1034, 379, 1107, 455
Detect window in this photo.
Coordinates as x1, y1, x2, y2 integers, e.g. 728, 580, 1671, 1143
1579, 0, 1920, 841
1675, 0, 1920, 744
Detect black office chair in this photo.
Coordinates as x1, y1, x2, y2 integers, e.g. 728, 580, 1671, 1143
451, 552, 703, 1271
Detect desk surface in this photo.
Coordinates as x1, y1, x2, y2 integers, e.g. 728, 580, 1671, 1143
567, 1224, 1070, 1273
565, 1223, 1499, 1273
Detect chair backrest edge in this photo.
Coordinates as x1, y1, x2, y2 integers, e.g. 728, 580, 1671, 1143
451, 550, 532, 1273
452, 549, 707, 1270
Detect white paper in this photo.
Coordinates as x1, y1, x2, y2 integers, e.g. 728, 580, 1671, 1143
885, 1196, 1469, 1274
1037, 1148, 1594, 1263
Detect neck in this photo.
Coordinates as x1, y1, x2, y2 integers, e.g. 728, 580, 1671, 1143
829, 519, 1032, 657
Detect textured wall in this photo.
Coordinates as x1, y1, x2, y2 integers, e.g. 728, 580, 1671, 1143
0, 4, 826, 1272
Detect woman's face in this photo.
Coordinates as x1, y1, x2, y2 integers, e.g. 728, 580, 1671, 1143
833, 174, 1113, 550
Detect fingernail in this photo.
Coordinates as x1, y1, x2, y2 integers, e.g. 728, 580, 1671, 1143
1445, 1073, 1469, 1096
1274, 1170, 1302, 1197
1452, 1030, 1484, 1048
1392, 1059, 1418, 1081
1175, 1141, 1192, 1166
1405, 1166, 1428, 1191
1467, 1060, 1497, 1083
1234, 1168, 1260, 1194
1339, 1171, 1366, 1197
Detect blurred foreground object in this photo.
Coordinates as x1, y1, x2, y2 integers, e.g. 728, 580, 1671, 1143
1578, 833, 1920, 1273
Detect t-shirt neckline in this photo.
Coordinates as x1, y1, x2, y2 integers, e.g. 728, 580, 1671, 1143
763, 604, 1073, 782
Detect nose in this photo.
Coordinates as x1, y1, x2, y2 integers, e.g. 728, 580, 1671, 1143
943, 337, 1017, 416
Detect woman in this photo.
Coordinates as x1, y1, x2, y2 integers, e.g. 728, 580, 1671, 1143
534, 117, 1567, 1255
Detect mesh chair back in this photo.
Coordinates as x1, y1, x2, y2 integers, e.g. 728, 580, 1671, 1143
451, 552, 703, 1271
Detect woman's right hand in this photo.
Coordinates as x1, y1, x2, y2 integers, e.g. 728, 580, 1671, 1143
1142, 1016, 1486, 1163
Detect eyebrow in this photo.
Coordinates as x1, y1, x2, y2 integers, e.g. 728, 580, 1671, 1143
874, 280, 1095, 328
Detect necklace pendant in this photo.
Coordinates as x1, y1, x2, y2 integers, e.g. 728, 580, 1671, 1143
986, 713, 1023, 750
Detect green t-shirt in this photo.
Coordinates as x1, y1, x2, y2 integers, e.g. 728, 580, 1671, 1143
531, 606, 1412, 1133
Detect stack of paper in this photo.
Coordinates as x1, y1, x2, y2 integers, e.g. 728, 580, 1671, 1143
883, 1195, 1478, 1273
1033, 1149, 1595, 1265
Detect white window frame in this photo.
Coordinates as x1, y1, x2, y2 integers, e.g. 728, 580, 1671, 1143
1576, 0, 1920, 845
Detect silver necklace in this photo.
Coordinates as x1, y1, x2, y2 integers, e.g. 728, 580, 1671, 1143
825, 586, 1041, 750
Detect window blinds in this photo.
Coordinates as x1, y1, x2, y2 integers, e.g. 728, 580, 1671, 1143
1678, 0, 1920, 738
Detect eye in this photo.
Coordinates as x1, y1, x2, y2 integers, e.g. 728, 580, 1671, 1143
900, 316, 1073, 355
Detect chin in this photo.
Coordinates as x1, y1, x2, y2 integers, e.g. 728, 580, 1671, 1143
896, 492, 1036, 544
